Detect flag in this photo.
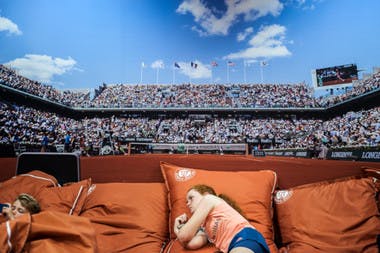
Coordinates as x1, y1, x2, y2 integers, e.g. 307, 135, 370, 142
211, 61, 218, 67
174, 62, 180, 68
260, 61, 268, 67
141, 62, 146, 68
227, 61, 235, 66
191, 62, 198, 69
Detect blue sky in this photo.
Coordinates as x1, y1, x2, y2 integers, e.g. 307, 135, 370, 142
0, 0, 379, 90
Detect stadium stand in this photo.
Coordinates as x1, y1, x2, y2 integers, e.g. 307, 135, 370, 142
0, 64, 379, 160
1, 64, 379, 109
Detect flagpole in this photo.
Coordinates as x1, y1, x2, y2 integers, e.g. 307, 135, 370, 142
227, 63, 229, 83
260, 65, 263, 84
156, 68, 159, 84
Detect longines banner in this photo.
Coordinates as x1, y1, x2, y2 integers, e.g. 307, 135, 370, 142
327, 150, 380, 162
150, 143, 246, 151
253, 150, 266, 157
266, 149, 380, 162
265, 150, 311, 158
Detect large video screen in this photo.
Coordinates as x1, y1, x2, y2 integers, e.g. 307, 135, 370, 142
315, 64, 358, 87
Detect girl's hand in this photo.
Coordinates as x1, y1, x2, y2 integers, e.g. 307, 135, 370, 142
174, 213, 188, 236
1, 203, 14, 220
175, 213, 187, 225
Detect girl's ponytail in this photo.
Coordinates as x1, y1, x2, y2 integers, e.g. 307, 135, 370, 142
217, 193, 245, 218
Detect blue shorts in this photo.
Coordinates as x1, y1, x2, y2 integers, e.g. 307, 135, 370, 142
228, 227, 270, 253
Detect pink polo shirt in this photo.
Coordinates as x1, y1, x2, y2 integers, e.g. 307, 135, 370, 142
202, 201, 253, 253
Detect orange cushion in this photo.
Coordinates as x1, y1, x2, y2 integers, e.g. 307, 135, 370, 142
0, 170, 58, 201
0, 170, 58, 223
25, 211, 97, 253
37, 179, 92, 215
160, 162, 278, 253
274, 176, 380, 253
0, 212, 31, 252
80, 182, 169, 253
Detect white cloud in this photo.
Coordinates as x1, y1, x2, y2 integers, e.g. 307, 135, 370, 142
177, 0, 210, 22
237, 27, 254, 42
177, 0, 283, 36
176, 61, 211, 79
225, 24, 291, 60
191, 25, 209, 37
0, 16, 22, 35
151, 60, 165, 69
286, 0, 322, 10
249, 24, 286, 46
5, 54, 77, 83
302, 4, 315, 10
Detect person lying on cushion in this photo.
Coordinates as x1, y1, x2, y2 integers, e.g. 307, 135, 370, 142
1, 193, 40, 220
174, 184, 269, 253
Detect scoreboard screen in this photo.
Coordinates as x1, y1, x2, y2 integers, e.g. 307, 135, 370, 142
314, 64, 358, 87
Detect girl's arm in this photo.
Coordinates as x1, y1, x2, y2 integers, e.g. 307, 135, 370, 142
176, 195, 218, 244
175, 221, 208, 249
185, 228, 208, 249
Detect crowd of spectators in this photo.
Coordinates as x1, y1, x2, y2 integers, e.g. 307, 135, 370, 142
1, 64, 379, 109
88, 83, 320, 108
1, 64, 379, 156
0, 65, 90, 107
1, 100, 379, 155
320, 71, 380, 107
155, 109, 380, 149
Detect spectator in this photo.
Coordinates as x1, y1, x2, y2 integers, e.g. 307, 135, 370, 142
64, 132, 71, 152
40, 132, 49, 152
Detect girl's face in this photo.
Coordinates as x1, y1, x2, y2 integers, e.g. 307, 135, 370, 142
186, 189, 204, 213
12, 200, 28, 218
